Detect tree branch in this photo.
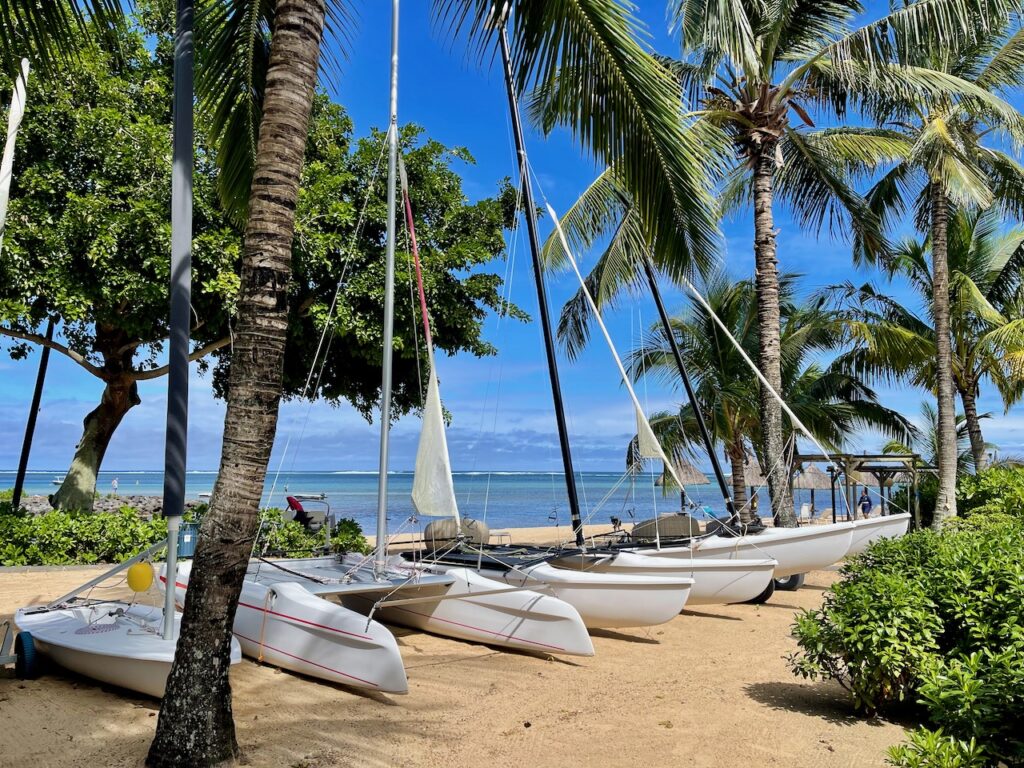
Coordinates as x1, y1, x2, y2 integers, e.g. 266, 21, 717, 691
0, 325, 107, 379
131, 337, 232, 381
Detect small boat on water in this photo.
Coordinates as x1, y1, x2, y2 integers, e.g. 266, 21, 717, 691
15, 601, 241, 698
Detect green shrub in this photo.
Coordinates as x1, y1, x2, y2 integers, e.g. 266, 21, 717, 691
790, 514, 1024, 764
0, 506, 166, 565
887, 729, 989, 768
890, 475, 937, 529
0, 487, 13, 501
957, 466, 1024, 518
253, 508, 370, 557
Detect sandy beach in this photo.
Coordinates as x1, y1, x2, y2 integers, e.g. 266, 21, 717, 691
0, 528, 908, 768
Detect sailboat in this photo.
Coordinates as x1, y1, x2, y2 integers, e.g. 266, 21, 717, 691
176, 0, 595, 666
17, 539, 242, 698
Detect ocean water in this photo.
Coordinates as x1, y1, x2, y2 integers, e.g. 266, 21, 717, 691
2, 469, 844, 534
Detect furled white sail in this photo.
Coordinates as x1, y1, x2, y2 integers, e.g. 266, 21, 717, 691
0, 58, 29, 253
411, 367, 461, 524
547, 203, 685, 492
635, 405, 663, 459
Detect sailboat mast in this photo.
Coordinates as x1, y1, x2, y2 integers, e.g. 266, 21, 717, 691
498, 26, 585, 547
375, 0, 400, 574
641, 258, 735, 519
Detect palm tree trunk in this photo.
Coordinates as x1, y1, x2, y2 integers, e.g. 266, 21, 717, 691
728, 441, 751, 524
930, 184, 959, 527
751, 147, 795, 527
959, 382, 987, 473
147, 2, 326, 765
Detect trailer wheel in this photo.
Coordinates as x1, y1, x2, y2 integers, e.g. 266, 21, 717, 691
745, 578, 775, 604
15, 632, 40, 680
774, 573, 807, 591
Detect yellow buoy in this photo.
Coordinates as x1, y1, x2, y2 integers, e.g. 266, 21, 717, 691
126, 562, 154, 593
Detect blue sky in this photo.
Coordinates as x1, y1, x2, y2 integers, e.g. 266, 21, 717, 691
3, 2, 1024, 475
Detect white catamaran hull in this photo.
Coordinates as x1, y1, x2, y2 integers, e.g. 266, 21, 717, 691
639, 522, 855, 578
423, 560, 694, 629
165, 562, 409, 693
334, 557, 595, 657
15, 602, 242, 699
549, 551, 777, 606
845, 512, 911, 556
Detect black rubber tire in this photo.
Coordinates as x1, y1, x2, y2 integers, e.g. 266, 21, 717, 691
774, 573, 807, 591
15, 631, 40, 680
745, 578, 776, 604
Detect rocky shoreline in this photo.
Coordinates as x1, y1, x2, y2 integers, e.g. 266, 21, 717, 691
16, 494, 206, 518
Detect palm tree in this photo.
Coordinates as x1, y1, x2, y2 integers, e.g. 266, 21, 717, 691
631, 272, 912, 524
0, 1, 122, 69
828, 16, 1024, 526
546, 0, 1020, 527
835, 209, 1024, 473
150, 1, 727, 764
883, 400, 977, 476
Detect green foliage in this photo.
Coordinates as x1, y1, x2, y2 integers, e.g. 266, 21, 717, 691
253, 508, 369, 558
0, 506, 166, 565
790, 514, 1024, 764
888, 729, 988, 768
957, 466, 1024, 518
0, 504, 369, 565
890, 475, 938, 529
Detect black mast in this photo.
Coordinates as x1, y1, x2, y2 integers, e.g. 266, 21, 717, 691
498, 25, 585, 546
12, 317, 54, 510
641, 258, 736, 520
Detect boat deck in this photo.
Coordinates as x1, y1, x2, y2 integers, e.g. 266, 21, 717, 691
248, 557, 456, 597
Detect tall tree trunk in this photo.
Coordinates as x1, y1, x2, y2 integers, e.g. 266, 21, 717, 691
930, 184, 959, 527
728, 440, 751, 524
959, 381, 987, 473
147, 3, 326, 765
50, 377, 139, 512
751, 147, 795, 527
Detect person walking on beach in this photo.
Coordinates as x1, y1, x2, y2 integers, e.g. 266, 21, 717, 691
858, 488, 871, 518
112, 477, 119, 495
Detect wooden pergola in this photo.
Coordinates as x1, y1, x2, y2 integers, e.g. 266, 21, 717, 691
791, 453, 937, 528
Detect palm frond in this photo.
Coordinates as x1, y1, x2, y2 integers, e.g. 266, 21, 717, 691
0, 0, 124, 73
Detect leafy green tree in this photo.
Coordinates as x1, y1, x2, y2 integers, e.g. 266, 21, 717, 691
0, 28, 237, 511
883, 401, 977, 476
0, 30, 517, 512
631, 272, 912, 523
834, 209, 1024, 473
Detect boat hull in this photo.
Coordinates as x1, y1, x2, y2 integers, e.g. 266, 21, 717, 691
845, 513, 911, 556
337, 558, 595, 657
549, 551, 777, 606
640, 522, 855, 578
15, 602, 241, 699
165, 562, 408, 693
436, 561, 693, 628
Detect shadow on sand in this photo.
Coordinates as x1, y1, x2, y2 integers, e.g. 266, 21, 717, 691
745, 681, 886, 727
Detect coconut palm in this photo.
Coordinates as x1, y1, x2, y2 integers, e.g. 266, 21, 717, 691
545, 0, 1022, 528
0, 1, 122, 69
883, 400, 977, 476
631, 272, 913, 524
834, 209, 1024, 473
148, 1, 728, 764
826, 17, 1024, 526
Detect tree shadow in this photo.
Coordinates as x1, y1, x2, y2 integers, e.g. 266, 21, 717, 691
745, 680, 883, 727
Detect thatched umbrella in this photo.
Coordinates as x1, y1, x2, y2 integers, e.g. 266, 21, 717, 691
791, 464, 833, 513
657, 459, 709, 509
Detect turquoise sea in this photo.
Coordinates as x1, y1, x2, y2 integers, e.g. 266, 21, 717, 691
2, 469, 841, 534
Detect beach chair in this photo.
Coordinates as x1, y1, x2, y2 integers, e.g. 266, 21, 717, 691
799, 503, 811, 522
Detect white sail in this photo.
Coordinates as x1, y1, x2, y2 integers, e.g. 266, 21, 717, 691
547, 203, 684, 492
411, 368, 461, 524
0, 58, 29, 253
635, 405, 663, 459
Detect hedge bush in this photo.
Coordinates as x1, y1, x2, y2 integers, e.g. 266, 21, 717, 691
0, 503, 369, 565
789, 512, 1024, 766
957, 466, 1024, 519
